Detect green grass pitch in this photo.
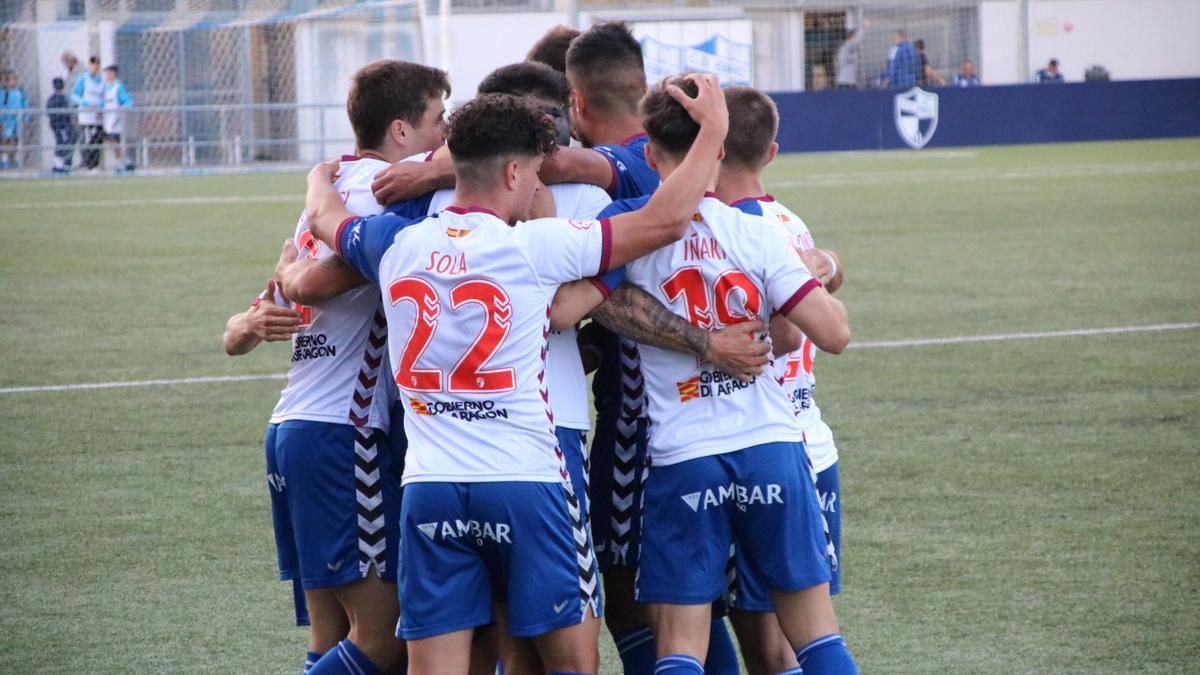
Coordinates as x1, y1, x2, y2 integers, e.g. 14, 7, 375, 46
1, 138, 1198, 673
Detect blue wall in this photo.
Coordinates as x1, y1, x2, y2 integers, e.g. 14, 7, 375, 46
770, 78, 1200, 152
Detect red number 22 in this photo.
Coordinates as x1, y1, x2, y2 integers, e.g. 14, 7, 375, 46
388, 277, 515, 393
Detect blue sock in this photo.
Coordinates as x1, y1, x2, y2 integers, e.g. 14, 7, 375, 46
703, 618, 739, 675
655, 654, 704, 675
614, 624, 656, 675
309, 639, 383, 675
303, 650, 324, 673
776, 669, 804, 674
796, 634, 858, 675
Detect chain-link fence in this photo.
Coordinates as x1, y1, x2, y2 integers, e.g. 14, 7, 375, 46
1, 103, 348, 174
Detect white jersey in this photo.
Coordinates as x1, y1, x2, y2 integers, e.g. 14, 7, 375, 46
74, 73, 104, 126
751, 196, 838, 472
269, 156, 395, 430
625, 196, 820, 466
337, 206, 612, 484
418, 183, 612, 431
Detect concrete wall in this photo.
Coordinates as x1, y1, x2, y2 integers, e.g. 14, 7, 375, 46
982, 0, 1200, 84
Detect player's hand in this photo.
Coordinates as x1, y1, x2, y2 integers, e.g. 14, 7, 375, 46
274, 239, 298, 298
247, 279, 302, 342
704, 320, 770, 382
667, 73, 728, 137
800, 247, 842, 293
307, 158, 340, 186
529, 180, 556, 219
372, 161, 430, 205
799, 248, 834, 284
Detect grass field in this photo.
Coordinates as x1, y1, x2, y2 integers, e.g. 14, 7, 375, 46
2, 138, 1198, 673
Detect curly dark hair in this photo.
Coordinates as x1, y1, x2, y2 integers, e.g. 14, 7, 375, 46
526, 25, 580, 74
478, 62, 569, 108
447, 93, 559, 184
347, 59, 450, 151
565, 21, 646, 114
723, 86, 779, 169
640, 76, 700, 161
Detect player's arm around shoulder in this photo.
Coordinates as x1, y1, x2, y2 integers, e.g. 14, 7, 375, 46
305, 160, 355, 249
274, 238, 367, 305
538, 145, 616, 191
606, 74, 728, 268
371, 146, 454, 206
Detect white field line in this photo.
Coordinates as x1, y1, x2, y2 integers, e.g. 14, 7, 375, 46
769, 159, 1200, 189
3, 195, 299, 210
5, 159, 1198, 210
0, 373, 286, 395
849, 322, 1200, 349
1, 322, 1196, 396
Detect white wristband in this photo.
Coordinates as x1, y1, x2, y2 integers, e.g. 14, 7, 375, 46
823, 250, 838, 282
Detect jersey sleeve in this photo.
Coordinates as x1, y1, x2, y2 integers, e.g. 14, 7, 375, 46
759, 220, 821, 316
592, 144, 656, 200
588, 265, 626, 298
384, 191, 434, 220
335, 213, 412, 286
513, 217, 613, 287
597, 194, 649, 219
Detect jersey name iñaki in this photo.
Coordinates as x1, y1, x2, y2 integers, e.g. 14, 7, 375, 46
625, 196, 820, 466
733, 195, 836, 472
387, 183, 612, 431
338, 207, 613, 484
269, 156, 395, 430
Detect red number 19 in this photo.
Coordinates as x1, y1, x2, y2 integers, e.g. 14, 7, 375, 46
661, 267, 761, 330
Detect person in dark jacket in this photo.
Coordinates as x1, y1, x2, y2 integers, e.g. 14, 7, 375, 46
47, 77, 76, 174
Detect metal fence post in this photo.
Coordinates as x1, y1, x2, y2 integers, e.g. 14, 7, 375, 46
318, 106, 326, 160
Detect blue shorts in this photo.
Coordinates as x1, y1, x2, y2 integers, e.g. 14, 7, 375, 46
265, 421, 402, 596
635, 442, 831, 605
731, 461, 841, 611
588, 416, 648, 570
397, 480, 601, 640
557, 426, 589, 519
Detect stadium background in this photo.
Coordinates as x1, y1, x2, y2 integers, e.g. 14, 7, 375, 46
1, 1, 1198, 672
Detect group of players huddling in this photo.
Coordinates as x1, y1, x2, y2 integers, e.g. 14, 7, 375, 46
223, 21, 855, 675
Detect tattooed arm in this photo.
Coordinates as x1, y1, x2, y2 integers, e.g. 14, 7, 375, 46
591, 284, 770, 382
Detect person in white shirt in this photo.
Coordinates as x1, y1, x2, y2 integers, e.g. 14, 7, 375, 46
224, 59, 450, 675
101, 65, 134, 171
69, 56, 104, 170
713, 85, 852, 675
301, 76, 729, 675
604, 77, 858, 675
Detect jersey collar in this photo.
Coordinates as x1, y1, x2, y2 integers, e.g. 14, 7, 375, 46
444, 205, 502, 219
621, 132, 648, 146
729, 194, 775, 207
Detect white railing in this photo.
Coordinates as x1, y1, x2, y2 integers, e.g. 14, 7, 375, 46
0, 102, 354, 175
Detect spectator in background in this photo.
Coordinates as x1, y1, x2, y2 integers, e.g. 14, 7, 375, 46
1037, 58, 1065, 83
71, 55, 105, 170
954, 60, 980, 86
47, 77, 75, 174
526, 25, 580, 74
1, 69, 29, 170
102, 65, 134, 172
914, 39, 947, 88
883, 29, 919, 88
834, 20, 869, 89
61, 51, 82, 92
